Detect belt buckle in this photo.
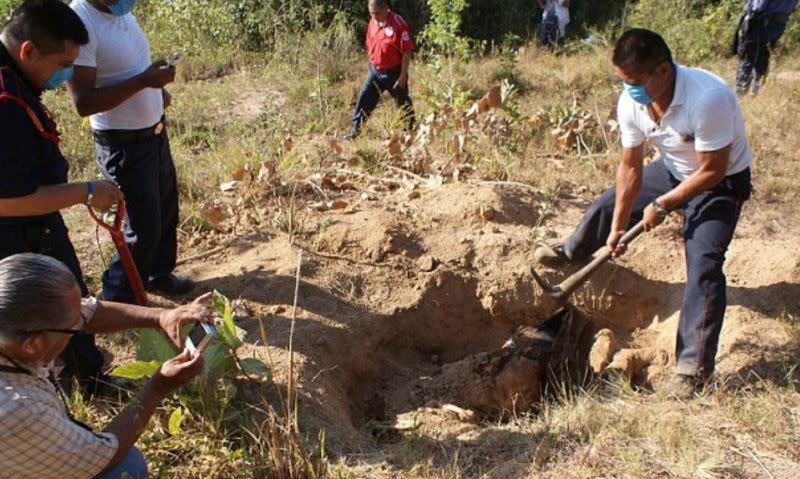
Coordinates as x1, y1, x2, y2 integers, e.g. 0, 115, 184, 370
154, 122, 164, 135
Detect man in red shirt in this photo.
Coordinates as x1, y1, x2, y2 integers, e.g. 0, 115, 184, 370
347, 0, 415, 138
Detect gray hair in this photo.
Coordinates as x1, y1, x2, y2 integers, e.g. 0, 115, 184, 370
369, 0, 389, 8
0, 253, 78, 345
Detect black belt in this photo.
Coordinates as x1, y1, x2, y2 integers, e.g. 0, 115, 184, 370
372, 64, 401, 74
93, 117, 166, 145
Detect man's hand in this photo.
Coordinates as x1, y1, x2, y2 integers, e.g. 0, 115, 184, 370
88, 180, 124, 210
138, 60, 175, 89
157, 292, 213, 349
607, 229, 628, 258
642, 203, 667, 231
162, 89, 172, 109
151, 349, 204, 393
394, 72, 408, 89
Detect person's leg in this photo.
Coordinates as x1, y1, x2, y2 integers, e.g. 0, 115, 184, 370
736, 40, 758, 95
675, 169, 751, 378
93, 447, 148, 479
562, 160, 675, 261
349, 65, 382, 135
149, 131, 178, 279
385, 70, 416, 132
96, 140, 162, 303
752, 39, 770, 86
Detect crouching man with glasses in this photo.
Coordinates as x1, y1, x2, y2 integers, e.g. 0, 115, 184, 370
0, 253, 211, 479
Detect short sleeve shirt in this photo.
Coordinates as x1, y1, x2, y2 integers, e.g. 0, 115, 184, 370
70, 0, 163, 130
617, 64, 752, 181
366, 11, 414, 70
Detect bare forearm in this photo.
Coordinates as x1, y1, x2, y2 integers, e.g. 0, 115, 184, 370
101, 379, 165, 472
657, 168, 725, 211
611, 159, 642, 232
400, 52, 411, 77
0, 183, 88, 217
71, 75, 146, 117
88, 301, 167, 335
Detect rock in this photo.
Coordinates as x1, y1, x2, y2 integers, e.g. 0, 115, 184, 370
417, 255, 437, 272
589, 328, 618, 373
407, 190, 421, 200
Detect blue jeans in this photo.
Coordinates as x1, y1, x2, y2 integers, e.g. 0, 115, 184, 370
94, 447, 148, 479
350, 63, 415, 134
95, 126, 179, 303
563, 160, 752, 376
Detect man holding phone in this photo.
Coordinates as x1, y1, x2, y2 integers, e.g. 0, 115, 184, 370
0, 253, 212, 479
67, 0, 193, 304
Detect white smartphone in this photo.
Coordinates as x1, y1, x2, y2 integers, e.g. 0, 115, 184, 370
185, 321, 216, 356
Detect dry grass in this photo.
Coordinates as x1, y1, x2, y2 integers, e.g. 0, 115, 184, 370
49, 34, 800, 478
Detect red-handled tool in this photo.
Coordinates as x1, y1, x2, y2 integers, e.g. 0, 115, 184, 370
87, 200, 149, 306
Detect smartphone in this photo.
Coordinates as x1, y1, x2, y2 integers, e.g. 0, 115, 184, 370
164, 51, 183, 68
185, 321, 216, 355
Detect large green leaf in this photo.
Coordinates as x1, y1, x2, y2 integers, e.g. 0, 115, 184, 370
136, 329, 177, 362
211, 290, 244, 349
168, 407, 184, 436
239, 358, 271, 380
201, 341, 235, 385
110, 360, 161, 379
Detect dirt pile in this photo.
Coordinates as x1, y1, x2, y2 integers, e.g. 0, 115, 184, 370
179, 181, 799, 453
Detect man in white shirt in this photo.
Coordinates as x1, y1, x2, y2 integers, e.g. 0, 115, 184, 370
67, 0, 193, 303
534, 29, 753, 399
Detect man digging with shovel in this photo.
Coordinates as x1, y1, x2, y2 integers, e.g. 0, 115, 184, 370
534, 29, 753, 399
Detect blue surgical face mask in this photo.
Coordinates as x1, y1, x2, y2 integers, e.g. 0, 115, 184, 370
107, 0, 137, 16
42, 66, 74, 90
622, 74, 655, 105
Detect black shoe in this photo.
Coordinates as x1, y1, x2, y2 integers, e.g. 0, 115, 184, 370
146, 274, 194, 295
533, 244, 570, 267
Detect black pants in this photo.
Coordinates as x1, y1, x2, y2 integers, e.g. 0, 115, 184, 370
95, 127, 179, 303
350, 63, 415, 133
736, 21, 787, 93
563, 160, 752, 376
0, 215, 104, 382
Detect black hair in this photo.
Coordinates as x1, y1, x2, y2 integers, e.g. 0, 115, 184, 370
3, 0, 89, 54
612, 28, 673, 73
369, 0, 390, 8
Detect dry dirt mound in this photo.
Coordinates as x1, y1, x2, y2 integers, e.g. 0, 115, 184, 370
179, 182, 799, 453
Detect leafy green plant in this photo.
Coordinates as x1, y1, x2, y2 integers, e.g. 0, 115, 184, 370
111, 290, 270, 385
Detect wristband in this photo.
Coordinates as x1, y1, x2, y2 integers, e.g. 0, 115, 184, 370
651, 199, 669, 219
85, 181, 94, 205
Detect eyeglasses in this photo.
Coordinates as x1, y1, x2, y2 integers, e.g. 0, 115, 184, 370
16, 312, 87, 337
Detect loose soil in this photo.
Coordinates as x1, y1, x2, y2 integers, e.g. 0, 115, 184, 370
152, 181, 800, 454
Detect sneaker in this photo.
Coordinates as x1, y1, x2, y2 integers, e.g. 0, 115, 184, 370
146, 274, 194, 295
533, 244, 569, 267
657, 373, 706, 400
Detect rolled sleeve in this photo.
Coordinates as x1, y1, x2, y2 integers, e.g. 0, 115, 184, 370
617, 94, 645, 148
1, 403, 118, 479
398, 27, 414, 53
0, 103, 41, 199
692, 87, 735, 152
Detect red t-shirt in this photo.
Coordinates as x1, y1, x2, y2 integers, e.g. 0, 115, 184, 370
365, 11, 413, 70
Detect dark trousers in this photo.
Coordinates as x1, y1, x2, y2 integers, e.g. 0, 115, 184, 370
0, 216, 104, 382
736, 22, 787, 93
563, 160, 752, 376
350, 63, 415, 133
95, 128, 179, 303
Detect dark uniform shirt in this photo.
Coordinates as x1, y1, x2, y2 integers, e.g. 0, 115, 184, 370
0, 42, 76, 269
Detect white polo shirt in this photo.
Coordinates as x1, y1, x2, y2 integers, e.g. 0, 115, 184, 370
617, 64, 752, 181
70, 0, 163, 131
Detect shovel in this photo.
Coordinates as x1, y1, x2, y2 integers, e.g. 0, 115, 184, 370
532, 220, 646, 307
87, 200, 149, 306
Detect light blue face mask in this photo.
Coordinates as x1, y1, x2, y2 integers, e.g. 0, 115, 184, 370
107, 0, 137, 16
622, 74, 654, 105
42, 65, 74, 89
